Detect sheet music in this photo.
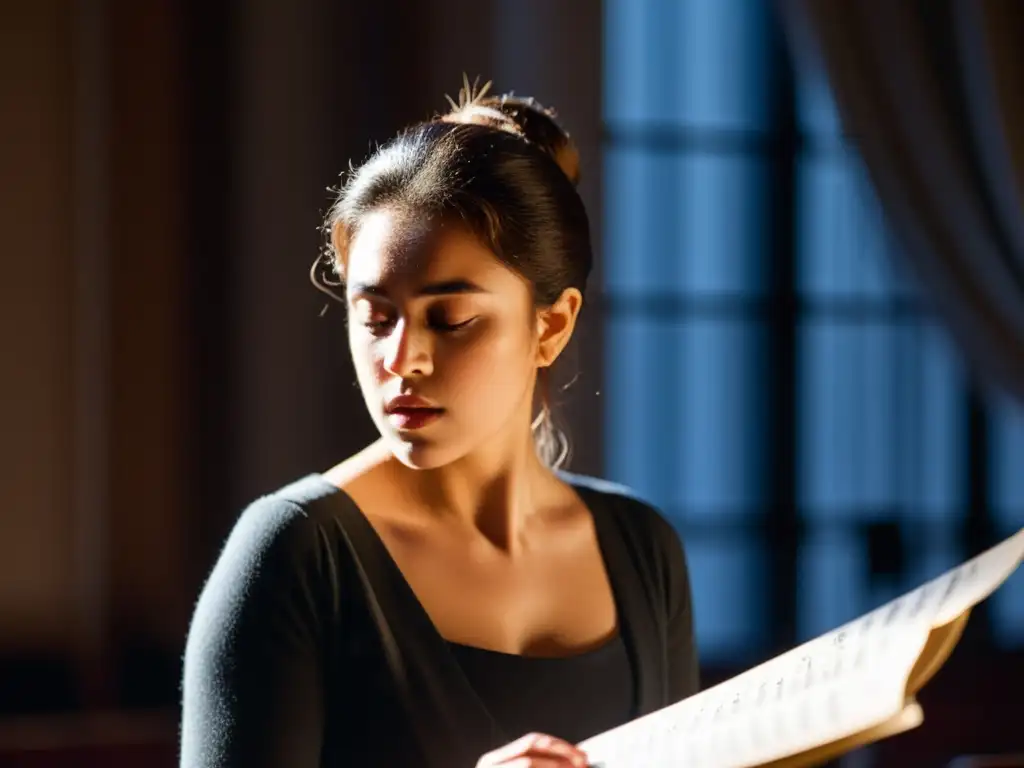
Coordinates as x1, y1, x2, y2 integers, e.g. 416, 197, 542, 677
579, 628, 923, 768
919, 526, 1024, 627
821, 525, 1024, 646
579, 527, 1024, 768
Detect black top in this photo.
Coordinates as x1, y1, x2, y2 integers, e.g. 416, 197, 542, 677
447, 633, 635, 745
180, 472, 699, 768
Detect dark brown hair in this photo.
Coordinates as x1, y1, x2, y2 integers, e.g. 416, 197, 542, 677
317, 80, 592, 467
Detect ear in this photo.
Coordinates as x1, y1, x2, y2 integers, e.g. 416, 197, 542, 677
535, 287, 583, 368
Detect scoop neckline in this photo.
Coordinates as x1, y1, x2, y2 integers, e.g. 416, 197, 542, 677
446, 631, 626, 662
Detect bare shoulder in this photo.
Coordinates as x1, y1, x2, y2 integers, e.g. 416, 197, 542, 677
559, 470, 681, 543
321, 440, 409, 520
557, 470, 651, 515
322, 440, 394, 491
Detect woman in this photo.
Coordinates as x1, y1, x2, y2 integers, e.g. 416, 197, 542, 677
180, 81, 699, 768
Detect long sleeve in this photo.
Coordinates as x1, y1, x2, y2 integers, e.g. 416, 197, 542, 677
180, 497, 333, 768
661, 520, 700, 702
635, 502, 700, 704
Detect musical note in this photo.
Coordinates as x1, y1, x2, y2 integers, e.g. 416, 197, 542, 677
577, 529, 1024, 768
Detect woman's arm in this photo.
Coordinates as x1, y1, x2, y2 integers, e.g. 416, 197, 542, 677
642, 506, 700, 703
663, 523, 699, 702
180, 498, 330, 768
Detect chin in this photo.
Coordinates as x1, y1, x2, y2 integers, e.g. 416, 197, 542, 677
382, 432, 467, 470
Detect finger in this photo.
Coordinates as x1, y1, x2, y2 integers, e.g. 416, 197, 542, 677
477, 732, 587, 767
500, 758, 577, 768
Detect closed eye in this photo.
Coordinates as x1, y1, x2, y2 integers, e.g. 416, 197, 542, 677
432, 316, 477, 333
349, 297, 478, 335
427, 303, 478, 333
357, 314, 476, 335
352, 307, 395, 335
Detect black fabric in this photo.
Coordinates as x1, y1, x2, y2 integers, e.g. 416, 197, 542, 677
777, 0, 1024, 402
447, 633, 636, 746
180, 472, 699, 768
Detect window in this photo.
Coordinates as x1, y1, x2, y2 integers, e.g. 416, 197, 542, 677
793, 67, 970, 639
602, 0, 1024, 669
989, 392, 1024, 646
603, 0, 777, 666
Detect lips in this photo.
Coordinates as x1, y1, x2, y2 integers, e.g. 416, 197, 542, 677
387, 407, 444, 430
385, 395, 444, 431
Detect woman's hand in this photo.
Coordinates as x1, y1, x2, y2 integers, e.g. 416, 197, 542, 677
475, 732, 590, 767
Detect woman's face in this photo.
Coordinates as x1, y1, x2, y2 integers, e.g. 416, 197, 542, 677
345, 208, 540, 469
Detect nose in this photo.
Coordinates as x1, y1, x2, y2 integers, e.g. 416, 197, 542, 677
382, 318, 433, 378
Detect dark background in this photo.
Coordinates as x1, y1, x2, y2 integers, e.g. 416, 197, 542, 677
1, 1, 1020, 766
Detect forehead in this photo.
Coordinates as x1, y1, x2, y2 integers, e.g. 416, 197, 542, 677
346, 208, 509, 290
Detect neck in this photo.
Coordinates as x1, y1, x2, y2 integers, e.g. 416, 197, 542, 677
394, 423, 555, 554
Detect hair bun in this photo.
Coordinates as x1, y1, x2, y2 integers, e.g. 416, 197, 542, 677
440, 78, 581, 186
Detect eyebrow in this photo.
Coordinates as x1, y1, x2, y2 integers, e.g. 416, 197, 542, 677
350, 279, 488, 298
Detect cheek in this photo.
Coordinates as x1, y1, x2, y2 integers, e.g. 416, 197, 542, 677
348, 328, 380, 380
440, 321, 535, 396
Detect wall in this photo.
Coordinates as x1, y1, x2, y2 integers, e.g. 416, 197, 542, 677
0, 0, 603, 717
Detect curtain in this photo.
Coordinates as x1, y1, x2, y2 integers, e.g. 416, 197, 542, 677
777, 0, 1024, 401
